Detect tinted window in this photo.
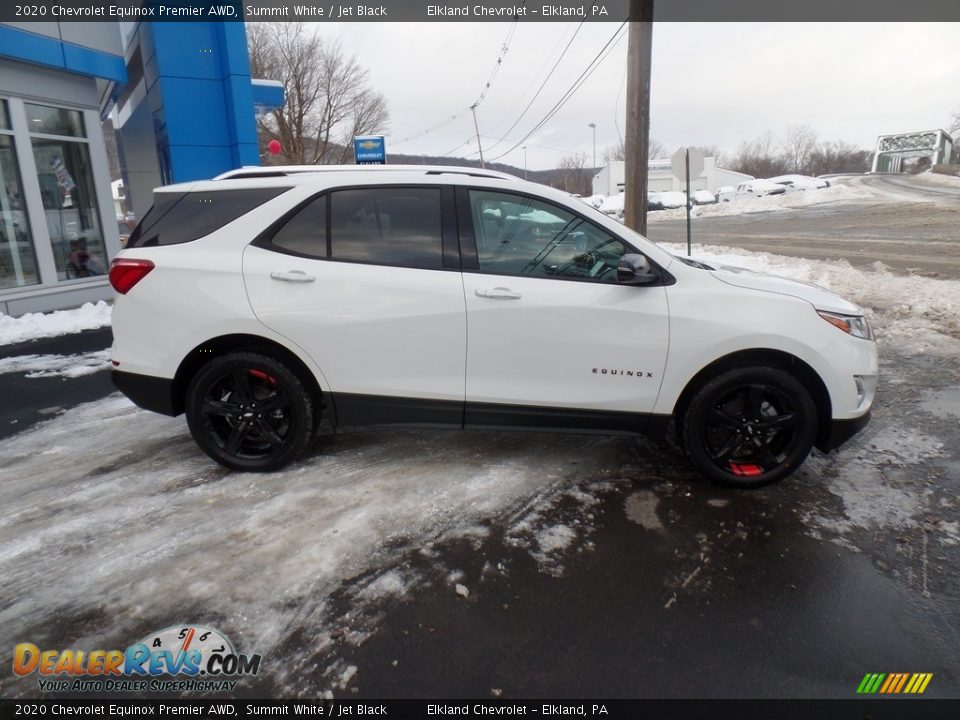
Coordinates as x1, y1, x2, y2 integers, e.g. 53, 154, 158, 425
330, 188, 442, 269
128, 187, 290, 248
270, 195, 327, 257
469, 190, 628, 282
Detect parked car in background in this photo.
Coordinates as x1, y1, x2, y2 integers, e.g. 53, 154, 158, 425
109, 164, 876, 486
656, 191, 689, 209
736, 179, 787, 198
691, 189, 717, 206
768, 174, 830, 192
599, 193, 625, 218
715, 186, 736, 203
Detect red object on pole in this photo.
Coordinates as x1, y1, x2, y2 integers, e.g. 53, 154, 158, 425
267, 139, 282, 155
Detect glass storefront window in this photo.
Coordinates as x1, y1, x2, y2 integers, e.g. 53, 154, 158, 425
0, 135, 40, 289
24, 103, 85, 138
0, 101, 9, 130
32, 138, 107, 280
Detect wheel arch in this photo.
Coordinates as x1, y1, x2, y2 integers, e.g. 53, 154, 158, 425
171, 334, 329, 422
669, 348, 832, 449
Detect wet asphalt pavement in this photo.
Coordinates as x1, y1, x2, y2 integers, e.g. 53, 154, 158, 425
255, 347, 960, 699
0, 328, 113, 441
2, 333, 958, 700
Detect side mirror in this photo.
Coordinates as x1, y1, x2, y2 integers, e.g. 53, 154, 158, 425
617, 253, 659, 285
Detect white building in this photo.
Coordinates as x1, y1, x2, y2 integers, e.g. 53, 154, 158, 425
592, 158, 753, 197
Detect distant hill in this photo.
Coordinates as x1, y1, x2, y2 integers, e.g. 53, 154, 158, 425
385, 151, 572, 188
259, 140, 592, 193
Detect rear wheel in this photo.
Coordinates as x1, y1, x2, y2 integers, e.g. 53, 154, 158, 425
185, 352, 313, 472
681, 366, 817, 487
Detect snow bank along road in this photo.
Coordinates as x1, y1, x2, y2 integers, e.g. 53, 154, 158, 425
1, 230, 959, 697
650, 174, 960, 277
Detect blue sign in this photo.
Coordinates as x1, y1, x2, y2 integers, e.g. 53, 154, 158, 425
354, 136, 386, 165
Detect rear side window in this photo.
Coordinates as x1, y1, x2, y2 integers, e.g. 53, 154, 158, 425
270, 195, 326, 258
330, 188, 442, 269
128, 187, 290, 247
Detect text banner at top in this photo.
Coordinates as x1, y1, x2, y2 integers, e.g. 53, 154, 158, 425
2, 0, 960, 22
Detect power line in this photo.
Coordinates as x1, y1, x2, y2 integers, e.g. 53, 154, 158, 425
480, 22, 585, 155
486, 23, 627, 163
392, 6, 522, 150
471, 15, 521, 109
392, 108, 472, 147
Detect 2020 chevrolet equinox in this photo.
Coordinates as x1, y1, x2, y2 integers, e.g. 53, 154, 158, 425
109, 166, 877, 487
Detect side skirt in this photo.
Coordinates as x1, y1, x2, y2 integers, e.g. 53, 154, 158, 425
328, 392, 663, 437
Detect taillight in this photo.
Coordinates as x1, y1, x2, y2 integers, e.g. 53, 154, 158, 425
109, 258, 155, 294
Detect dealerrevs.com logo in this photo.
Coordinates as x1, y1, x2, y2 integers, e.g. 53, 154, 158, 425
13, 625, 261, 693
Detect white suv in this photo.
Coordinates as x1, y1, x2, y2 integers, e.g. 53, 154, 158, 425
110, 165, 877, 487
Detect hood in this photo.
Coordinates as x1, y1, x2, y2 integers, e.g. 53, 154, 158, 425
709, 264, 863, 315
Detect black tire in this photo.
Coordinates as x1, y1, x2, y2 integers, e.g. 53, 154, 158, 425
185, 352, 313, 472
681, 366, 817, 488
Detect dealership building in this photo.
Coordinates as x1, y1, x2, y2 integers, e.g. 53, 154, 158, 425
0, 20, 282, 316
592, 157, 753, 198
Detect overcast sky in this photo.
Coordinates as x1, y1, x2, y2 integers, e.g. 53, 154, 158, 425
316, 22, 959, 170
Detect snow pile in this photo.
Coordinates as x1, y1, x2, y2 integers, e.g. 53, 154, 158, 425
0, 349, 111, 378
920, 171, 960, 186
649, 183, 875, 222
661, 242, 960, 355
0, 301, 112, 346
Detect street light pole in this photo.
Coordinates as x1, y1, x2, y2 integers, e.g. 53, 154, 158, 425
588, 123, 596, 170
522, 146, 528, 180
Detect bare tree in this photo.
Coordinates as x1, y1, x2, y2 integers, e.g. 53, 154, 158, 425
780, 125, 819, 173
807, 139, 871, 176
728, 131, 786, 178
556, 153, 593, 196
247, 23, 389, 165
602, 138, 666, 163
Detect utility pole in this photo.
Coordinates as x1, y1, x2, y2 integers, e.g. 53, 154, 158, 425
471, 104, 485, 168
623, 0, 654, 235
522, 145, 528, 179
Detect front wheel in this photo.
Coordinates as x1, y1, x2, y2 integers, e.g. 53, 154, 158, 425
185, 352, 314, 472
681, 366, 817, 487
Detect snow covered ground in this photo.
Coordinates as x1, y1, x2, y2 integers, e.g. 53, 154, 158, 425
0, 301, 111, 346
1, 239, 957, 697
0, 349, 111, 378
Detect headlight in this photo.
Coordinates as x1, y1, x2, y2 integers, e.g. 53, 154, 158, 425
817, 310, 873, 340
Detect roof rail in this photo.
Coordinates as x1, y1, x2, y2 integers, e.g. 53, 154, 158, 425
213, 165, 519, 181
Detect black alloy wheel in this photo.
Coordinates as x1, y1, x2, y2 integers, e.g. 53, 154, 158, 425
185, 352, 313, 472
682, 366, 817, 487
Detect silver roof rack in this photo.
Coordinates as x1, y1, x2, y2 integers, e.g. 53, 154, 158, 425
213, 165, 519, 181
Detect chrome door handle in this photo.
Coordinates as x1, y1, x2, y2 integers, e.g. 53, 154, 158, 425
270, 270, 315, 283
475, 287, 521, 300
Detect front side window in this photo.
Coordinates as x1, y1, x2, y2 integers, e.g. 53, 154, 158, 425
330, 187, 442, 269
469, 190, 628, 282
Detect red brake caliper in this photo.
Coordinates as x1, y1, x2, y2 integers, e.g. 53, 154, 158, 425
248, 369, 276, 385
729, 463, 763, 477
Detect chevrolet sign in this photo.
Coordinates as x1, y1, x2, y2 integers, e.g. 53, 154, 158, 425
354, 136, 386, 165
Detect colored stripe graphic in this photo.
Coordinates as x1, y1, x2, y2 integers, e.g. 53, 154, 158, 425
857, 672, 932, 694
